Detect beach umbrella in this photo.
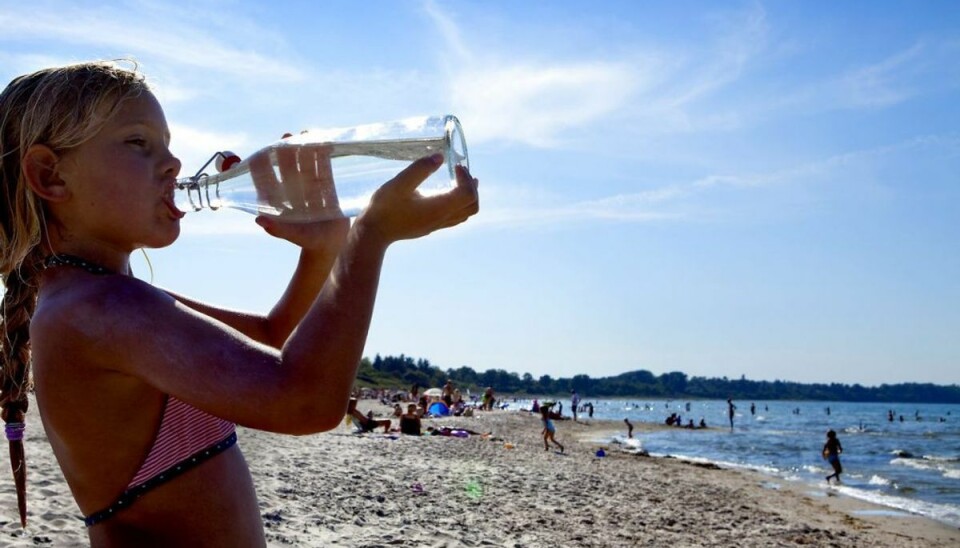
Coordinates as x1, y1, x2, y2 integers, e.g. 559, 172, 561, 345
423, 388, 443, 397
428, 402, 450, 416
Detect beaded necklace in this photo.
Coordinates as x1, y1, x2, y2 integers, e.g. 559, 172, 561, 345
42, 254, 113, 275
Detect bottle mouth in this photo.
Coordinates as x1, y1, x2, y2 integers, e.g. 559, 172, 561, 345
444, 115, 469, 177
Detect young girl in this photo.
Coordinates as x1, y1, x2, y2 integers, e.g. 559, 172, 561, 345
541, 405, 564, 453
0, 61, 478, 546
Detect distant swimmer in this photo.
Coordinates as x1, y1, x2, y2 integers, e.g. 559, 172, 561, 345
727, 398, 736, 431
823, 430, 844, 484
750, 402, 756, 416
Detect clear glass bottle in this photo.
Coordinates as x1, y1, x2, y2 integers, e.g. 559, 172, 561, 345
174, 114, 468, 222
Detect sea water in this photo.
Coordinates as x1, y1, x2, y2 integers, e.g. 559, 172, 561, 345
506, 398, 960, 527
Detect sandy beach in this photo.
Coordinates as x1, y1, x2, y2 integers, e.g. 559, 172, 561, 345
1, 398, 958, 547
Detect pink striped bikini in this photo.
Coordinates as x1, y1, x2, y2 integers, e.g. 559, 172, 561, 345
83, 396, 236, 527
41, 254, 238, 527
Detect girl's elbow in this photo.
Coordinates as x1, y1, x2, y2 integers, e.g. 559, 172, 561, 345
282, 398, 349, 434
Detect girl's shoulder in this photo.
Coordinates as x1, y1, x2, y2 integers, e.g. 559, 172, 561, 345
33, 273, 173, 347
38, 272, 168, 318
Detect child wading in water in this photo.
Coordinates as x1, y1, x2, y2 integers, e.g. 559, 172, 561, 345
541, 405, 564, 453
823, 430, 843, 484
0, 61, 478, 546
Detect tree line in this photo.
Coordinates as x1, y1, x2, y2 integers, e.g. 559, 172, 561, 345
356, 354, 960, 403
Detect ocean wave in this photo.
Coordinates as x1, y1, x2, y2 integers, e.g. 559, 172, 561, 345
868, 475, 891, 486
891, 457, 932, 470
922, 454, 960, 463
831, 484, 960, 528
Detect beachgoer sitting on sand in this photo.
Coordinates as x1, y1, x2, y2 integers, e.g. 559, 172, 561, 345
392, 403, 403, 417
450, 400, 467, 416
399, 404, 422, 436
349, 407, 392, 434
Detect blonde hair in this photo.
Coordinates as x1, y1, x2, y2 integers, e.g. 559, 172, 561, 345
0, 60, 149, 525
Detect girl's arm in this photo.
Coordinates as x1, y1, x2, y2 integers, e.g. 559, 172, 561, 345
166, 221, 348, 348
45, 158, 477, 435
167, 144, 351, 347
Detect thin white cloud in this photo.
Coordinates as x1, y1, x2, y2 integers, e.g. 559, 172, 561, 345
663, 3, 769, 108
835, 43, 926, 109
694, 134, 960, 192
477, 134, 960, 228
426, 2, 769, 146
422, 0, 472, 62
751, 39, 960, 121
451, 62, 642, 147
0, 4, 304, 83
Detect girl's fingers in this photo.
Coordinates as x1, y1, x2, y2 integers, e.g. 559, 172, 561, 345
382, 154, 444, 194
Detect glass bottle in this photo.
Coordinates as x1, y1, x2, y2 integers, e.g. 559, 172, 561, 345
174, 114, 468, 222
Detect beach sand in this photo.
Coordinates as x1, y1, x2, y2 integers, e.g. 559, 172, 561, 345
1, 398, 958, 547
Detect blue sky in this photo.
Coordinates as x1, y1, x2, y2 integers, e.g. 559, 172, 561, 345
2, 1, 958, 386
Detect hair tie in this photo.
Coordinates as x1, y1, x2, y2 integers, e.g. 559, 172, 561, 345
5, 422, 25, 442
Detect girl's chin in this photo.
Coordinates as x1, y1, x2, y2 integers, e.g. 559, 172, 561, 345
144, 224, 181, 249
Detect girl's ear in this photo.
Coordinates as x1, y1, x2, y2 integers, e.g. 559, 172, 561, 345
22, 144, 69, 202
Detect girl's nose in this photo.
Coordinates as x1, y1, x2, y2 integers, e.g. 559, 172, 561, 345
164, 152, 182, 179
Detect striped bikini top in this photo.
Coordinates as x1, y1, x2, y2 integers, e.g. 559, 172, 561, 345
83, 396, 236, 527
42, 254, 239, 527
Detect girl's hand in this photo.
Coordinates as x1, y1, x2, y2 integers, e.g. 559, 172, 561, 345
355, 154, 479, 246
255, 215, 350, 256
249, 135, 349, 254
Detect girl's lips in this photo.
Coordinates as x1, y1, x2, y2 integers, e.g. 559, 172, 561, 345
163, 196, 186, 219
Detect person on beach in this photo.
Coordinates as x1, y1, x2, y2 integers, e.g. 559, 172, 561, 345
823, 430, 843, 484
441, 379, 454, 407
727, 398, 736, 431
624, 418, 634, 439
425, 426, 488, 437
349, 406, 392, 434
481, 386, 495, 411
541, 406, 564, 453
571, 389, 581, 421
0, 61, 478, 545
399, 404, 422, 436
